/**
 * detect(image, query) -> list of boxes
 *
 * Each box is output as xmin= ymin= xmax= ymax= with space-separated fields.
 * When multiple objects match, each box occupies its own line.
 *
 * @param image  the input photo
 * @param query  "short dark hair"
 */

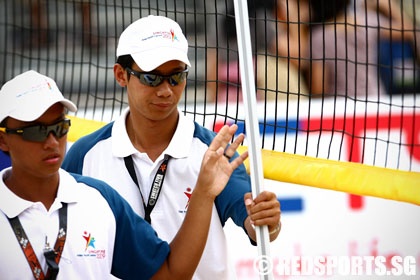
xmin=0 ymin=118 xmax=8 ymax=128
xmin=116 ymin=55 xmax=135 ymax=69
xmin=116 ymin=55 xmax=135 ymax=81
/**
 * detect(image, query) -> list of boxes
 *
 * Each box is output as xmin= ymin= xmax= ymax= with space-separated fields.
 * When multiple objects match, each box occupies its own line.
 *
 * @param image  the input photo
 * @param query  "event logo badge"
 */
xmin=76 ymin=231 xmax=106 ymax=259
xmin=83 ymin=231 xmax=96 ymax=251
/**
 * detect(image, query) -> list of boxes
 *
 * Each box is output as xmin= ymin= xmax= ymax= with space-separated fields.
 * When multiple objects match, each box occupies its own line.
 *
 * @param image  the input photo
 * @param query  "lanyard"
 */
xmin=124 ymin=155 xmax=170 ymax=224
xmin=8 ymin=203 xmax=68 ymax=280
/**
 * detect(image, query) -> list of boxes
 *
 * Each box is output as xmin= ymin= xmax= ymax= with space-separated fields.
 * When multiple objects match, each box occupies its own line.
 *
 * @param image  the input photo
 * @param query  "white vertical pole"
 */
xmin=232 ymin=0 xmax=273 ymax=279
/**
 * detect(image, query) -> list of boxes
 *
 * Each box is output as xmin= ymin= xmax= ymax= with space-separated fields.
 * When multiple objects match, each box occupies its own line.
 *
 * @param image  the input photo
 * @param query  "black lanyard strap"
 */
xmin=8 ymin=203 xmax=68 ymax=280
xmin=124 ymin=155 xmax=170 ymax=224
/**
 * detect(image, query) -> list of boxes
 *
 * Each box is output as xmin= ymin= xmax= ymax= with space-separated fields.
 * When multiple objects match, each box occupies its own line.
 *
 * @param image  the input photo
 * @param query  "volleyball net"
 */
xmin=1 ymin=0 xmax=419 ymax=204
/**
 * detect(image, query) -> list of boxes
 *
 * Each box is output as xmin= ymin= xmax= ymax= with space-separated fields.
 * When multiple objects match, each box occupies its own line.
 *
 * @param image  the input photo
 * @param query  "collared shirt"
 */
xmin=62 ymin=108 xmax=252 ymax=280
xmin=0 ymin=168 xmax=169 ymax=280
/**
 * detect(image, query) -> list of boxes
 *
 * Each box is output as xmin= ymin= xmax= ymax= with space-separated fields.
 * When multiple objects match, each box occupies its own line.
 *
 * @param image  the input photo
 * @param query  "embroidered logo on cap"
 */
xmin=141 ymin=29 xmax=179 ymax=43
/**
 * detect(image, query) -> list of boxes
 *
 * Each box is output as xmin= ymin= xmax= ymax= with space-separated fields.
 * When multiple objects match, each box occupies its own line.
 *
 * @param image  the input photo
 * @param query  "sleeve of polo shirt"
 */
xmin=74 ymin=174 xmax=170 ymax=280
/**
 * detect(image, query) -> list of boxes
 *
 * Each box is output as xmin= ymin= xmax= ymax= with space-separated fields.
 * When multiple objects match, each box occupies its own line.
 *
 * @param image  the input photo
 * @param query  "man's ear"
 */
xmin=114 ymin=63 xmax=128 ymax=87
xmin=0 ymin=132 xmax=10 ymax=153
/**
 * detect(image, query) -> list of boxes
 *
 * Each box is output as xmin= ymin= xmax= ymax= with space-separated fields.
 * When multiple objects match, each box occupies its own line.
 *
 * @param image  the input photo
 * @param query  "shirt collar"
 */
xmin=112 ymin=107 xmax=140 ymax=158
xmin=165 ymin=113 xmax=194 ymax=159
xmin=112 ymin=107 xmax=195 ymax=160
xmin=0 ymin=168 xmax=79 ymax=218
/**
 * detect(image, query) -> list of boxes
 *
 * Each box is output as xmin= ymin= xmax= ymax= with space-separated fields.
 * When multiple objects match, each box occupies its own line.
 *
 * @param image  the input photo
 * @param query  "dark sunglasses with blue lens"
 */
xmin=126 ymin=67 xmax=189 ymax=87
xmin=0 ymin=118 xmax=71 ymax=142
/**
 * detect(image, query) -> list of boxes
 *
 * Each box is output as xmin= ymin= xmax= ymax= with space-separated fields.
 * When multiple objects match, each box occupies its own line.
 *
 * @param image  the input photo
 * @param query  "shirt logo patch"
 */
xmin=83 ymin=231 xmax=96 ymax=250
xmin=178 ymin=187 xmax=192 ymax=214
xmin=184 ymin=187 xmax=192 ymax=209
xmin=76 ymin=231 xmax=106 ymax=259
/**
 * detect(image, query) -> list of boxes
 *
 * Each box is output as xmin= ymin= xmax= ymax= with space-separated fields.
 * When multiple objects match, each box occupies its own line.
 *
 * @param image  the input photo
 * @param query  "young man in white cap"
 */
xmin=0 ymin=70 xmax=248 ymax=279
xmin=63 ymin=15 xmax=281 ymax=279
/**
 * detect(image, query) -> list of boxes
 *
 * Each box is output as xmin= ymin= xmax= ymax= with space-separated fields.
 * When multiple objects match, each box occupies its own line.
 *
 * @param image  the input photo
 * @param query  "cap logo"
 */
xmin=170 ymin=29 xmax=176 ymax=41
xmin=16 ymin=79 xmax=53 ymax=98
xmin=141 ymin=29 xmax=179 ymax=43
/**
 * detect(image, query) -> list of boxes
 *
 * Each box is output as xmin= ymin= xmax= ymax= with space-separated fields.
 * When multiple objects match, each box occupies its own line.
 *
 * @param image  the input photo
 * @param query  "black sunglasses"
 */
xmin=0 ymin=118 xmax=71 ymax=142
xmin=126 ymin=67 xmax=189 ymax=87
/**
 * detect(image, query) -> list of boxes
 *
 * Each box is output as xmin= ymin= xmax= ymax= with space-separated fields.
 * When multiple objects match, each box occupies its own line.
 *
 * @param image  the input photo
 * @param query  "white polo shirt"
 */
xmin=0 ymin=168 xmax=169 ymax=279
xmin=62 ymin=108 xmax=252 ymax=280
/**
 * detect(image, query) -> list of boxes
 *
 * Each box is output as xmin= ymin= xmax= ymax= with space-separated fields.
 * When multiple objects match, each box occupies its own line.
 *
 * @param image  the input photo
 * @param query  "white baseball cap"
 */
xmin=116 ymin=15 xmax=191 ymax=71
xmin=0 ymin=70 xmax=77 ymax=123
